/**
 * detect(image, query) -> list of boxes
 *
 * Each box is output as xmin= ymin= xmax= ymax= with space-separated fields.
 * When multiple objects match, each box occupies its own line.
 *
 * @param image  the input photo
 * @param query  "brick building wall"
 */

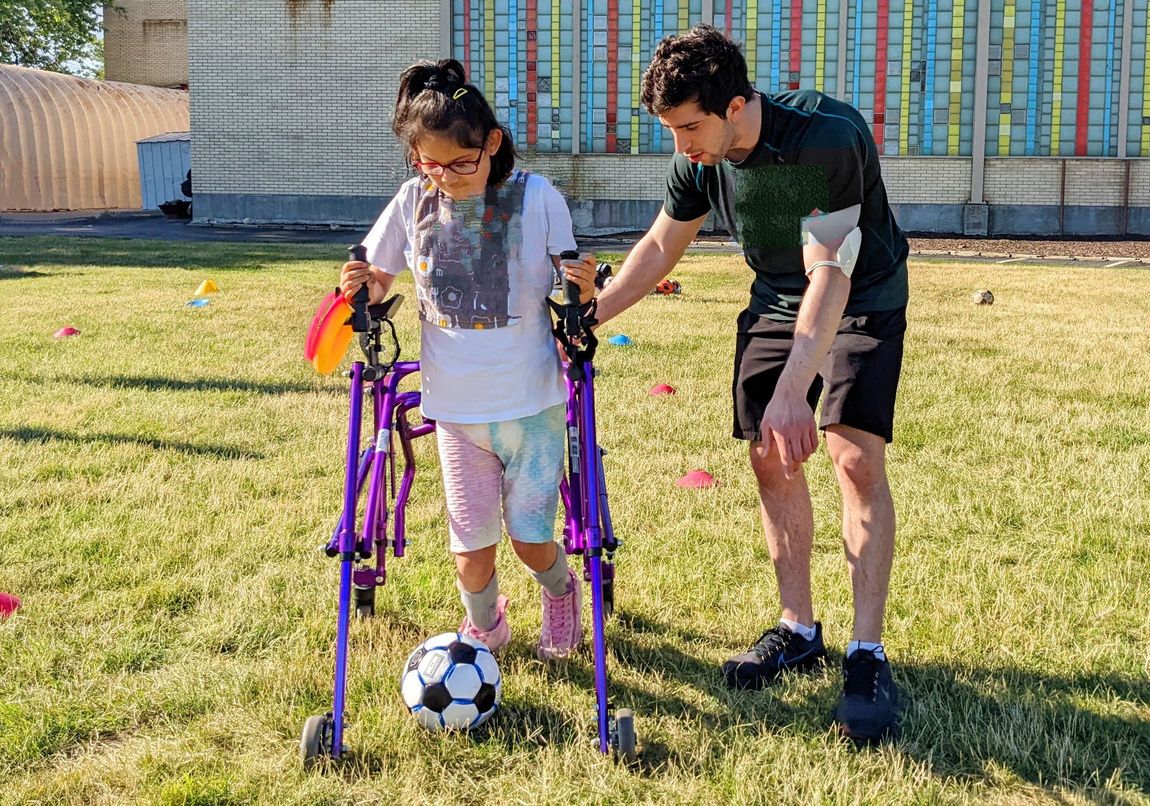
xmin=186 ymin=2 xmax=1150 ymax=236
xmin=104 ymin=0 xmax=189 ymax=88
xmin=188 ymin=0 xmax=442 ymax=224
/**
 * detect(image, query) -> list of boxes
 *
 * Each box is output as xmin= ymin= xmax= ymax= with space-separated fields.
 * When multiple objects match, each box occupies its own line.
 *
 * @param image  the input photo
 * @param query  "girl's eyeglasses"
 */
xmin=412 ymin=149 xmax=485 ymax=176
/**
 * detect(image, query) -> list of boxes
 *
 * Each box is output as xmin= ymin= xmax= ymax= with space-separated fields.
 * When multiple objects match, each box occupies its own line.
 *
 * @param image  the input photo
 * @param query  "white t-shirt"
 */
xmin=362 ymin=170 xmax=576 ymax=424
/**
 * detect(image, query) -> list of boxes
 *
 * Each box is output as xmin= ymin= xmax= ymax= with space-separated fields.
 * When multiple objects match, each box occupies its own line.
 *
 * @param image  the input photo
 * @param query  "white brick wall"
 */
xmin=521 ymin=154 xmax=978 ymax=206
xmin=1131 ymin=162 xmax=1150 ymax=206
xmin=984 ymin=158 xmax=1150 ymax=207
xmin=520 ymin=153 xmax=667 ymax=199
xmin=104 ymin=0 xmax=188 ymax=88
xmin=879 ymin=157 xmax=972 ymax=204
xmin=187 ymin=4 xmax=1148 ymax=217
xmin=188 ymin=0 xmax=441 ymax=198
xmin=983 ymin=159 xmax=1059 ymax=205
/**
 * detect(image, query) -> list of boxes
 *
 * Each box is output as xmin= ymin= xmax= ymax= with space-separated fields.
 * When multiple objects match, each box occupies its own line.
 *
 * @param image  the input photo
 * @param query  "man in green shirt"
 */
xmin=594 ymin=25 xmax=908 ymax=743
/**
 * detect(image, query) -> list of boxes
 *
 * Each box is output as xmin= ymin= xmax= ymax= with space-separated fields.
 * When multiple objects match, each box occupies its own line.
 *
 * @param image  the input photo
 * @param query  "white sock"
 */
xmin=779 ymin=618 xmax=817 ymax=641
xmin=458 ymin=572 xmax=500 ymax=630
xmin=847 ymin=640 xmax=886 ymax=661
xmin=530 ymin=547 xmax=572 ymax=597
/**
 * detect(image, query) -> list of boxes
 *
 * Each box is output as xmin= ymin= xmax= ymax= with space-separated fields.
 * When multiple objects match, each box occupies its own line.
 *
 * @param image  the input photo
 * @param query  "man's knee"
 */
xmin=749 ymin=440 xmax=791 ymax=488
xmin=827 ymin=428 xmax=887 ymax=496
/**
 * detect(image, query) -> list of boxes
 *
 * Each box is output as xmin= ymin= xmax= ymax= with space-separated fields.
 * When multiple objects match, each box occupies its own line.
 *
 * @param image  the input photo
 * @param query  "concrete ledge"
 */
xmin=191 ymin=193 xmax=1150 ymax=239
xmin=193 ymin=193 xmax=391 ymax=227
xmin=569 ymin=198 xmax=662 ymax=235
xmin=963 ymin=203 xmax=989 ymax=236
xmin=989 ymin=205 xmax=1150 ymax=237
xmin=891 ymin=203 xmax=965 ymax=234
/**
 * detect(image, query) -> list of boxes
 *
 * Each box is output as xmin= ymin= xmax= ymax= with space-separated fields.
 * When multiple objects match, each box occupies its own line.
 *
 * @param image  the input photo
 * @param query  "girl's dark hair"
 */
xmin=641 ymin=25 xmax=755 ymax=117
xmin=393 ymin=59 xmax=516 ymax=186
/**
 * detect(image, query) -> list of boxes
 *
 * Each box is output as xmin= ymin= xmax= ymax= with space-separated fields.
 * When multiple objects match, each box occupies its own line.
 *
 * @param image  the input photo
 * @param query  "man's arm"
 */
xmin=762 ymin=206 xmax=861 ymax=475
xmin=778 ymin=206 xmax=862 ymax=394
xmin=593 ymin=209 xmax=708 ymax=325
xmin=778 ymin=256 xmax=852 ymax=397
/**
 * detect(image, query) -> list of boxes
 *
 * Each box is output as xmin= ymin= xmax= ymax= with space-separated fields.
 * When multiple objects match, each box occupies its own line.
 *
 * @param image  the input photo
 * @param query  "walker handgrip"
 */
xmin=559 ymin=249 xmax=582 ymax=339
xmin=348 ymin=244 xmax=370 ymax=332
xmin=559 ymin=249 xmax=581 ymax=307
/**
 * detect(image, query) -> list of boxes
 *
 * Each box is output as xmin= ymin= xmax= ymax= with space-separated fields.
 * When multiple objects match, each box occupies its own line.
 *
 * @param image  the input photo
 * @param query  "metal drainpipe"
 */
xmin=1122 ymin=160 xmax=1131 ymax=237
xmin=969 ymin=0 xmax=992 ymax=206
xmin=1059 ymin=160 xmax=1067 ymax=236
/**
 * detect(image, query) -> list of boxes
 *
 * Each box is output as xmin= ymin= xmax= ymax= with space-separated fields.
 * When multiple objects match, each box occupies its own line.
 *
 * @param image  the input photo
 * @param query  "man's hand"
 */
xmin=760 ymin=386 xmax=819 ymax=478
xmin=559 ymin=252 xmax=598 ymax=303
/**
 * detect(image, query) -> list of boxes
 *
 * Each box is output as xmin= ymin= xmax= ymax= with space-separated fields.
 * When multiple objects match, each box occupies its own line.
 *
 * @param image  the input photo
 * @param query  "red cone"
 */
xmin=676 ymin=470 xmax=715 ymax=488
xmin=649 ymin=383 xmax=676 ymax=396
xmin=0 ymin=592 xmax=21 ymax=619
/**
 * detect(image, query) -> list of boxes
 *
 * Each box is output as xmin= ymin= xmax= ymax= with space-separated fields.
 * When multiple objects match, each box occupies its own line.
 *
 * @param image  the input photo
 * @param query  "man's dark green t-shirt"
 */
xmin=664 ymin=90 xmax=909 ymax=322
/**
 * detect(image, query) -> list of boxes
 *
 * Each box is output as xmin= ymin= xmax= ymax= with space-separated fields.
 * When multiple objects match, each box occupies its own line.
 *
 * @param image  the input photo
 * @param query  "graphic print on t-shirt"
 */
xmin=411 ymin=172 xmax=529 ymax=330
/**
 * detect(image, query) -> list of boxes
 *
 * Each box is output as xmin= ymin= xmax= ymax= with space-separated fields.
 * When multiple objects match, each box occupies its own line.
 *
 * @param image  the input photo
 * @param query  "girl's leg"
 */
xmin=494 ymin=405 xmax=581 ymax=660
xmin=511 ymin=538 xmax=572 ymax=596
xmin=455 ymin=545 xmax=499 ymax=627
xmin=437 ymin=421 xmax=511 ymax=651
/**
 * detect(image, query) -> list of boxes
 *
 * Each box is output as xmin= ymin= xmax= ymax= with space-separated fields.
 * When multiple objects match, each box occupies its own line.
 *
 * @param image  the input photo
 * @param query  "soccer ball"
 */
xmin=400 ymin=632 xmax=502 ymax=730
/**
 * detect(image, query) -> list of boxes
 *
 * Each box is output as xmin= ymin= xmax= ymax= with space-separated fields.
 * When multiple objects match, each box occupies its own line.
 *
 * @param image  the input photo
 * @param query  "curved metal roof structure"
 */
xmin=0 ymin=65 xmax=189 ymax=211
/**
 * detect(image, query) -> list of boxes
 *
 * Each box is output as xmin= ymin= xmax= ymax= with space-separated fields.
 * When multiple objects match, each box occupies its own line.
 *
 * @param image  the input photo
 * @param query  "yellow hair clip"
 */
xmin=452 ymin=87 xmax=468 ymax=100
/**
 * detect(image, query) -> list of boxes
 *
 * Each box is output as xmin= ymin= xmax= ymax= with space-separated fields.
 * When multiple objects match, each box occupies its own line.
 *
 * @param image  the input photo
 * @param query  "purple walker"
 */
xmin=299 ymin=246 xmax=636 ymax=766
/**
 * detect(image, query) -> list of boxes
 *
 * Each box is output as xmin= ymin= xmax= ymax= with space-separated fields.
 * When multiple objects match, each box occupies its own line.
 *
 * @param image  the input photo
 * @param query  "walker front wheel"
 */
xmin=600 ymin=577 xmax=615 ymax=619
xmin=611 ymin=708 xmax=637 ymax=762
xmin=299 ymin=714 xmax=334 ymax=769
xmin=353 ymin=584 xmax=375 ymax=618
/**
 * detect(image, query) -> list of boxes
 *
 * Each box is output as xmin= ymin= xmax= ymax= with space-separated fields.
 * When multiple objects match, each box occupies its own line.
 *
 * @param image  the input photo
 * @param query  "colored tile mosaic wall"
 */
xmin=452 ymin=0 xmax=1150 ymax=157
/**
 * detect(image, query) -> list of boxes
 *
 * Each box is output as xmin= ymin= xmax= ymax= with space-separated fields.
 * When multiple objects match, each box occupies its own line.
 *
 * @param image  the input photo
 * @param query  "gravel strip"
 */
xmin=908 ymin=236 xmax=1150 ymax=261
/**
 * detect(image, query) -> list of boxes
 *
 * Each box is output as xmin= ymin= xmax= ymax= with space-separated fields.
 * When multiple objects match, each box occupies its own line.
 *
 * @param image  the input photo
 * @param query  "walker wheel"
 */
xmin=611 ymin=708 xmax=637 ymax=762
xmin=601 ymin=577 xmax=615 ymax=619
xmin=299 ymin=714 xmax=334 ymax=769
xmin=354 ymin=585 xmax=375 ymax=618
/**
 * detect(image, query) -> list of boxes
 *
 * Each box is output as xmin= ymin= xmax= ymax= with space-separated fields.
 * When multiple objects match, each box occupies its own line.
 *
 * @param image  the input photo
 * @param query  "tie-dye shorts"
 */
xmin=436 ymin=403 xmax=566 ymax=553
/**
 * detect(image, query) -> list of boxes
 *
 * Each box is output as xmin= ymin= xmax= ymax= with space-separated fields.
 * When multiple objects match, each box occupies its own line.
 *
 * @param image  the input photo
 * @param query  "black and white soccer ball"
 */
xmin=400 ymin=632 xmax=502 ymax=730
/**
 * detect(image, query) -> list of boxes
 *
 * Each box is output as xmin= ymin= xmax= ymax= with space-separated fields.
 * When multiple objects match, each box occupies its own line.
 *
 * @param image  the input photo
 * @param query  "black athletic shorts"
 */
xmin=732 ymin=306 xmax=906 ymax=443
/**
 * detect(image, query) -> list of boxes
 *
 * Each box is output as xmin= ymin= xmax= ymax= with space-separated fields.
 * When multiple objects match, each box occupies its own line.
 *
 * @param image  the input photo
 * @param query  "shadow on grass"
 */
xmin=0 ymin=426 xmax=264 ymax=460
xmin=6 ymin=371 xmax=331 ymax=397
xmin=609 ymin=612 xmax=1150 ymax=793
xmin=894 ymin=661 xmax=1149 ymax=794
xmin=292 ymin=610 xmax=1148 ymax=793
xmin=0 ymin=265 xmax=48 ymax=280
xmin=0 ymin=237 xmax=338 ymax=271
xmin=323 ymin=700 xmax=577 ymax=783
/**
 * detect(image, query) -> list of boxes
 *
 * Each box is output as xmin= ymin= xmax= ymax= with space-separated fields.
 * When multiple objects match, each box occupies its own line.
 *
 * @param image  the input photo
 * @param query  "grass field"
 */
xmin=0 ymin=236 xmax=1147 ymax=805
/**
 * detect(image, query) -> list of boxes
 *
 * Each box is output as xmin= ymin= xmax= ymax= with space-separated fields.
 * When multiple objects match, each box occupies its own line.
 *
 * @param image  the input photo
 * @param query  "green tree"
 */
xmin=0 ymin=0 xmax=103 ymax=76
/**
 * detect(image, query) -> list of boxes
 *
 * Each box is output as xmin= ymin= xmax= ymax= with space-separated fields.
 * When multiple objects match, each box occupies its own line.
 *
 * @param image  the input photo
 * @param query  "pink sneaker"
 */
xmin=538 ymin=569 xmax=583 ymax=660
xmin=460 ymin=594 xmax=511 ymax=654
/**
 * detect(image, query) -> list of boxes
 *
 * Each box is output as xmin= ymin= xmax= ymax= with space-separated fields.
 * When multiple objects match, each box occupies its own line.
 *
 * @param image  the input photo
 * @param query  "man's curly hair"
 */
xmin=641 ymin=25 xmax=755 ymax=117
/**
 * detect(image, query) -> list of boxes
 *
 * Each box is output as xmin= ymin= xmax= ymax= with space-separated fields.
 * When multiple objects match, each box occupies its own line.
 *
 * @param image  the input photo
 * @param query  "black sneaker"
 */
xmin=722 ymin=622 xmax=828 ymax=690
xmin=833 ymin=649 xmax=900 ymax=744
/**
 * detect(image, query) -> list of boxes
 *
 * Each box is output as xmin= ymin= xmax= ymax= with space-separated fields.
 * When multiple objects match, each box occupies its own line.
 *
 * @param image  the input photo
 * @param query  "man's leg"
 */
xmin=724 ymin=311 xmax=829 ymax=689
xmin=823 ymin=424 xmax=899 ymax=742
xmin=749 ymin=439 xmax=815 ymax=627
xmin=824 ymin=425 xmax=895 ymax=644
xmin=722 ymin=438 xmax=829 ymax=689
xmin=816 ymin=305 xmax=905 ymax=742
